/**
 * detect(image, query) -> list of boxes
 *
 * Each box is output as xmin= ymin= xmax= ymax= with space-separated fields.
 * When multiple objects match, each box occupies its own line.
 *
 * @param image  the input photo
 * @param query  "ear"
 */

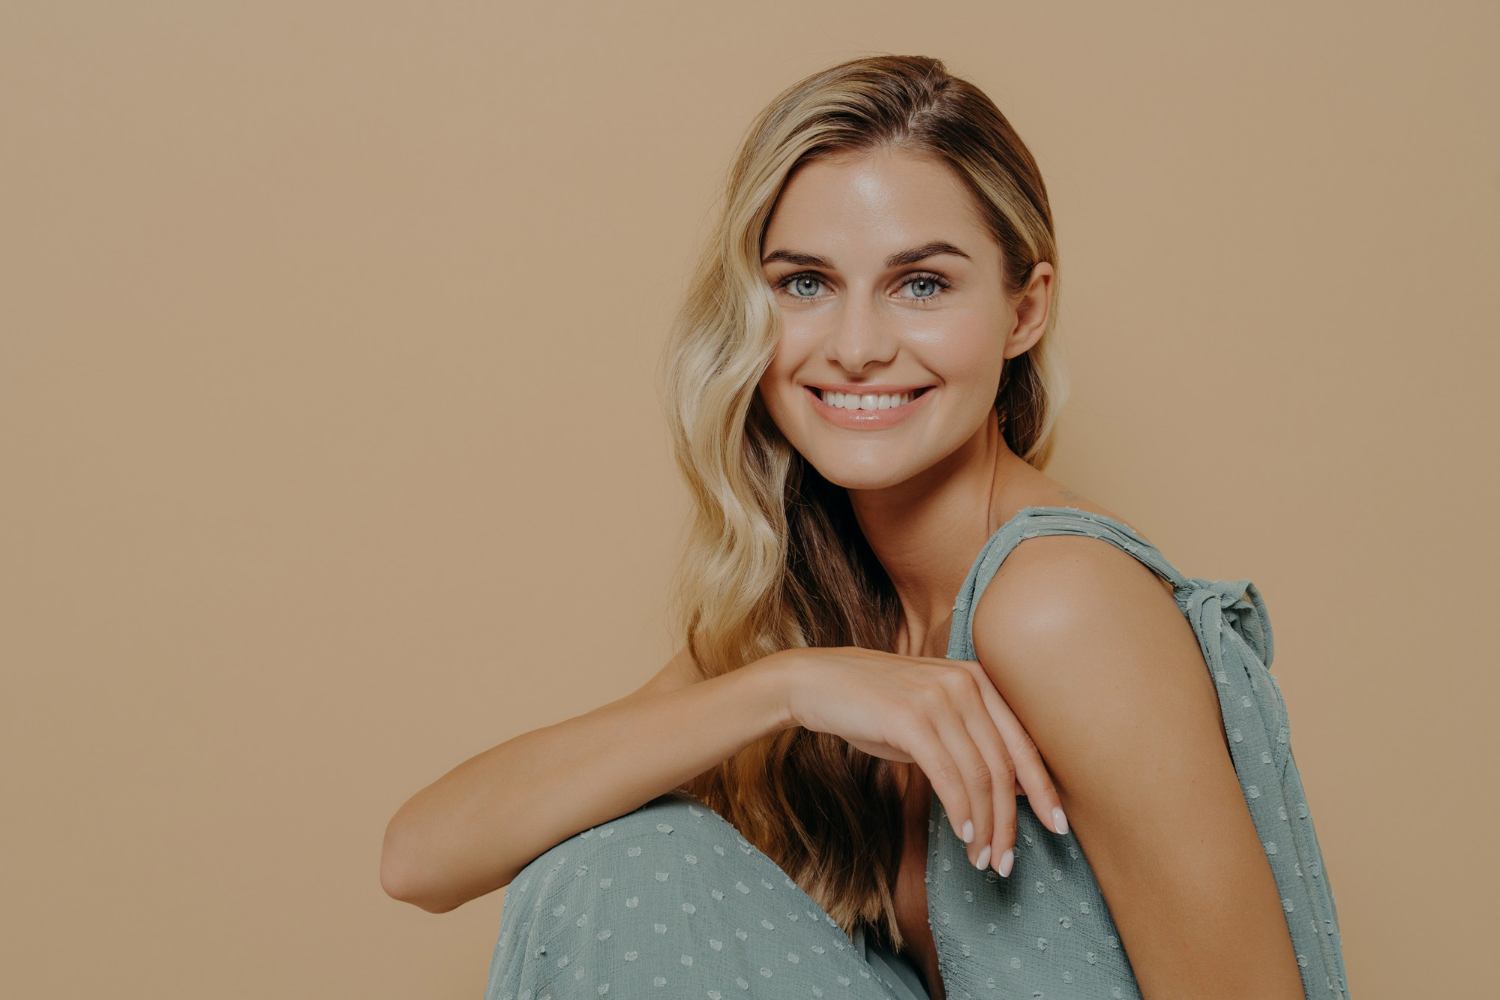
xmin=1003 ymin=261 xmax=1054 ymax=360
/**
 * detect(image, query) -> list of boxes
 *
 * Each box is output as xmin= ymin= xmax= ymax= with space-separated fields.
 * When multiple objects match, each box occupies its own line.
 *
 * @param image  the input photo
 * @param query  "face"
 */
xmin=756 ymin=146 xmax=1050 ymax=491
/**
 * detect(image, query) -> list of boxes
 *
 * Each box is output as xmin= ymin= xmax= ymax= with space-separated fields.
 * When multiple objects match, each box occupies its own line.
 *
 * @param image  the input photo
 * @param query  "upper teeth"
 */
xmin=820 ymin=389 xmax=921 ymax=411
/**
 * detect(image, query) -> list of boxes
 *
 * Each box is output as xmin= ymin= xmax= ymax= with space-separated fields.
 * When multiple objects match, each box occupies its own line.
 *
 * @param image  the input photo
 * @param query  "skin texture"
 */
xmin=755 ymin=146 xmax=1303 ymax=999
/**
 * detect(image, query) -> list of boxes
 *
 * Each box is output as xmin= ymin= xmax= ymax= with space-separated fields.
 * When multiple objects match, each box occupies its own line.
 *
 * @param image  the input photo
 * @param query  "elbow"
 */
xmin=380 ymin=828 xmax=475 ymax=914
xmin=381 ymin=817 xmax=446 ymax=912
xmin=380 ymin=845 xmax=421 ymax=906
xmin=380 ymin=807 xmax=511 ymax=913
xmin=381 ymin=852 xmax=461 ymax=914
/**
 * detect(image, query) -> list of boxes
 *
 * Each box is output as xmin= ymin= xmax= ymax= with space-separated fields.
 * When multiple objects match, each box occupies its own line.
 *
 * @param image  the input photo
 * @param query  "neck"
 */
xmin=848 ymin=408 xmax=1024 ymax=654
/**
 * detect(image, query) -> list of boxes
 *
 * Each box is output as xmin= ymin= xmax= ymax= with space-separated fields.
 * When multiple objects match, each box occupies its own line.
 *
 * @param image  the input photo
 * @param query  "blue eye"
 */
xmin=783 ymin=274 xmax=824 ymax=298
xmin=904 ymin=274 xmax=948 ymax=299
xmin=772 ymin=271 xmax=953 ymax=305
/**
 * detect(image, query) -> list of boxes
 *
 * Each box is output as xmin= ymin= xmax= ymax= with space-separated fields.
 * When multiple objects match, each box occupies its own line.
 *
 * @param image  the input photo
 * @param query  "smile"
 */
xmin=806 ymin=385 xmax=935 ymax=429
xmin=814 ymin=387 xmax=929 ymax=410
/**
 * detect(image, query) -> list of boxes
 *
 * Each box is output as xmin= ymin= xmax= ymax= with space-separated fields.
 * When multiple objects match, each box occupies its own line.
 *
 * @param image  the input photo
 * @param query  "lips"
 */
xmin=807 ymin=384 xmax=934 ymax=398
xmin=804 ymin=383 xmax=936 ymax=429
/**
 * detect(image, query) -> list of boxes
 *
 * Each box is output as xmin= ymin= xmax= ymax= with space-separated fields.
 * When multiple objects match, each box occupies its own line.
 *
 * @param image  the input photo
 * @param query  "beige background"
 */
xmin=3 ymin=2 xmax=1494 ymax=996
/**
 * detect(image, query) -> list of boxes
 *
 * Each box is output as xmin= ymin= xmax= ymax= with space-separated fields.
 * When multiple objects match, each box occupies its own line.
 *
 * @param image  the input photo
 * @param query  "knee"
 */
xmin=488 ymin=793 xmax=872 ymax=1000
xmin=508 ymin=788 xmax=793 ymax=926
xmin=579 ymin=789 xmax=743 ymax=852
xmin=594 ymin=790 xmax=744 ymax=853
xmin=509 ymin=791 xmax=744 ymax=897
xmin=495 ymin=792 xmax=755 ymax=965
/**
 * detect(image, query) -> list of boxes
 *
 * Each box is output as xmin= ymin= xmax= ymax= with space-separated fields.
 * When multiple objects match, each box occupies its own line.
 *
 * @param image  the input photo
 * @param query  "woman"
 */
xmin=382 ymin=54 xmax=1348 ymax=1000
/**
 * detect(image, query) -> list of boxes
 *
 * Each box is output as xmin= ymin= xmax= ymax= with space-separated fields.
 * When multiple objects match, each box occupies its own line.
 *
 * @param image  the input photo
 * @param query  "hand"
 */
xmin=772 ymin=646 xmax=1066 ymax=876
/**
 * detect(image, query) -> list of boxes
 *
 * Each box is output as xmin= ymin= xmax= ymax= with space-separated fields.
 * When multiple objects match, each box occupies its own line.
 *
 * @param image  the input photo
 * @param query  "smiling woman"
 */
xmin=382 ymin=52 xmax=1347 ymax=1000
xmin=753 ymin=146 xmax=1046 ymax=491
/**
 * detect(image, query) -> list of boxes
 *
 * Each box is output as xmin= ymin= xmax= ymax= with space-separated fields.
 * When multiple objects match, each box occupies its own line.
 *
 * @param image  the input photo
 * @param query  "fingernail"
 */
xmin=1052 ymin=807 xmax=1069 ymax=836
xmin=975 ymin=844 xmax=991 ymax=870
xmin=961 ymin=819 xmax=974 ymax=843
xmin=997 ymin=848 xmax=1014 ymax=877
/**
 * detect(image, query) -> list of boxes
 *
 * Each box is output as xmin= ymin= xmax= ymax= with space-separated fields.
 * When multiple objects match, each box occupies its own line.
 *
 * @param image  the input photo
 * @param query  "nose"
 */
xmin=824 ymin=289 xmax=899 ymax=374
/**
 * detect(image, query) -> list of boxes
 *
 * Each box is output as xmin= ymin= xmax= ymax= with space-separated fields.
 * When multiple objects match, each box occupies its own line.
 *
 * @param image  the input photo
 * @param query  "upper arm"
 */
xmin=629 ymin=645 xmax=704 ymax=700
xmin=971 ymin=535 xmax=1304 ymax=1000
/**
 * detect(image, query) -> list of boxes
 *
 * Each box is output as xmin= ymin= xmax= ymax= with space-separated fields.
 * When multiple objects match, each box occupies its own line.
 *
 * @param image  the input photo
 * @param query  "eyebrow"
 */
xmin=760 ymin=240 xmax=971 ymax=270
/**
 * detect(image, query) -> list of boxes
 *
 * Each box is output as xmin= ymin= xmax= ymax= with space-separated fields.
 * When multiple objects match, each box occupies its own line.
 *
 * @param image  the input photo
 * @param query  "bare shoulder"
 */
xmin=969 ymin=489 xmax=1223 ymax=769
xmin=1001 ymin=482 xmax=1175 ymax=600
xmin=629 ymin=645 xmax=705 ymax=700
xmin=978 ymin=527 xmax=1181 ymax=646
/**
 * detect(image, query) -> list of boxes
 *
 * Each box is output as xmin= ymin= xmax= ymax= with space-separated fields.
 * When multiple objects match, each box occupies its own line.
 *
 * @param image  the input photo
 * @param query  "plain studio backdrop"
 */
xmin=2 ymin=2 xmax=1495 ymax=997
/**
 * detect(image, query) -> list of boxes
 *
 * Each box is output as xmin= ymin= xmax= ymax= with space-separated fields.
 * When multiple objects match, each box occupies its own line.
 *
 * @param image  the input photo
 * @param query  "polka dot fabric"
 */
xmin=928 ymin=506 xmax=1349 ymax=999
xmin=485 ymin=505 xmax=1350 ymax=999
xmin=484 ymin=792 xmax=921 ymax=1000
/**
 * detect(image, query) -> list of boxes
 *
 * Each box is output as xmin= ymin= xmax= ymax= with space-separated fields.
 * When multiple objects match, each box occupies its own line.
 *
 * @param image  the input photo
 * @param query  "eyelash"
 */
xmin=773 ymin=270 xmax=953 ymax=305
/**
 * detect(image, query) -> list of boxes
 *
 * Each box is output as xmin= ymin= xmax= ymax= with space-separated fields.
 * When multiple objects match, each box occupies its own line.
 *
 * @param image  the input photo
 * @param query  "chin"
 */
xmin=800 ymin=453 xmax=922 ymax=492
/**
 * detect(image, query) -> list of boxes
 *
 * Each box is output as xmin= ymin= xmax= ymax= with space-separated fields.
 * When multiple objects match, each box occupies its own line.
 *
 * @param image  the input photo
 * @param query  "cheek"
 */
xmin=755 ymin=344 xmax=799 ymax=425
xmin=759 ymin=322 xmax=816 ymax=394
xmin=758 ymin=338 xmax=791 ymax=392
xmin=928 ymin=314 xmax=1006 ymax=388
xmin=769 ymin=317 xmax=818 ymax=361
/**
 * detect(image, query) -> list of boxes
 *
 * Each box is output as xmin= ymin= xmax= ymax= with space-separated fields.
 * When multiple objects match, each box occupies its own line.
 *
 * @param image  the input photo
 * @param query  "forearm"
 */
xmin=380 ymin=654 xmax=794 ymax=913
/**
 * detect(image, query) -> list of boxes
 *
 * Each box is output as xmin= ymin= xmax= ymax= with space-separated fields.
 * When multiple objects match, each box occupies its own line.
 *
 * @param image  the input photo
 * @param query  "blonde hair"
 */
xmin=656 ymin=53 xmax=1067 ymax=951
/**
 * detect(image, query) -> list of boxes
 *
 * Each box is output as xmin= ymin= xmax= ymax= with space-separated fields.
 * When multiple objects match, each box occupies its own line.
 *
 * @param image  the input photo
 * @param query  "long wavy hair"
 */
xmin=655 ymin=54 xmax=1067 ymax=951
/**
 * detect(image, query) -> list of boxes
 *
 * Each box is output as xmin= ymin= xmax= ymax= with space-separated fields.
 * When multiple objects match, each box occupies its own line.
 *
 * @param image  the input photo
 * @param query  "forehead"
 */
xmin=763 ymin=146 xmax=991 ymax=259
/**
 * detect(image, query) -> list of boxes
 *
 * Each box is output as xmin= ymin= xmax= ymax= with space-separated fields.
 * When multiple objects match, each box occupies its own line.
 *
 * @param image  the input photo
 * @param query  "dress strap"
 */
xmin=945 ymin=505 xmax=1188 ymax=662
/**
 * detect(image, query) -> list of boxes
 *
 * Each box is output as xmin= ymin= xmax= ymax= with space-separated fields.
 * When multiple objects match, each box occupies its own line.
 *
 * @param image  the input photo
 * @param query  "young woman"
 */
xmin=382 ymin=55 xmax=1348 ymax=1000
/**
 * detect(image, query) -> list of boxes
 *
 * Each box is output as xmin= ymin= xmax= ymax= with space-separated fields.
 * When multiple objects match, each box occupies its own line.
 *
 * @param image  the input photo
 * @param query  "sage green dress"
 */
xmin=485 ymin=506 xmax=1350 ymax=999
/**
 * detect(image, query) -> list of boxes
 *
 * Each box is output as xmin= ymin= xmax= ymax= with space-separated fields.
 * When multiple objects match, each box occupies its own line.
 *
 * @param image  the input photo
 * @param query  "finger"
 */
xmin=952 ymin=659 xmax=1067 ymax=838
xmin=950 ymin=676 xmax=1019 ymax=875
xmin=924 ymin=684 xmax=996 ymax=870
xmin=946 ymin=660 xmax=1039 ymax=873
xmin=994 ymin=712 xmax=1068 ymax=837
xmin=900 ymin=713 xmax=973 ymax=847
xmin=951 ymin=675 xmax=1020 ymax=875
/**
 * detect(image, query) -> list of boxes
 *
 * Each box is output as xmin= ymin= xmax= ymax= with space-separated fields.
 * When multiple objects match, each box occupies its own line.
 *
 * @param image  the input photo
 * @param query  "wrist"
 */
xmin=749 ymin=650 xmax=801 ymax=733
